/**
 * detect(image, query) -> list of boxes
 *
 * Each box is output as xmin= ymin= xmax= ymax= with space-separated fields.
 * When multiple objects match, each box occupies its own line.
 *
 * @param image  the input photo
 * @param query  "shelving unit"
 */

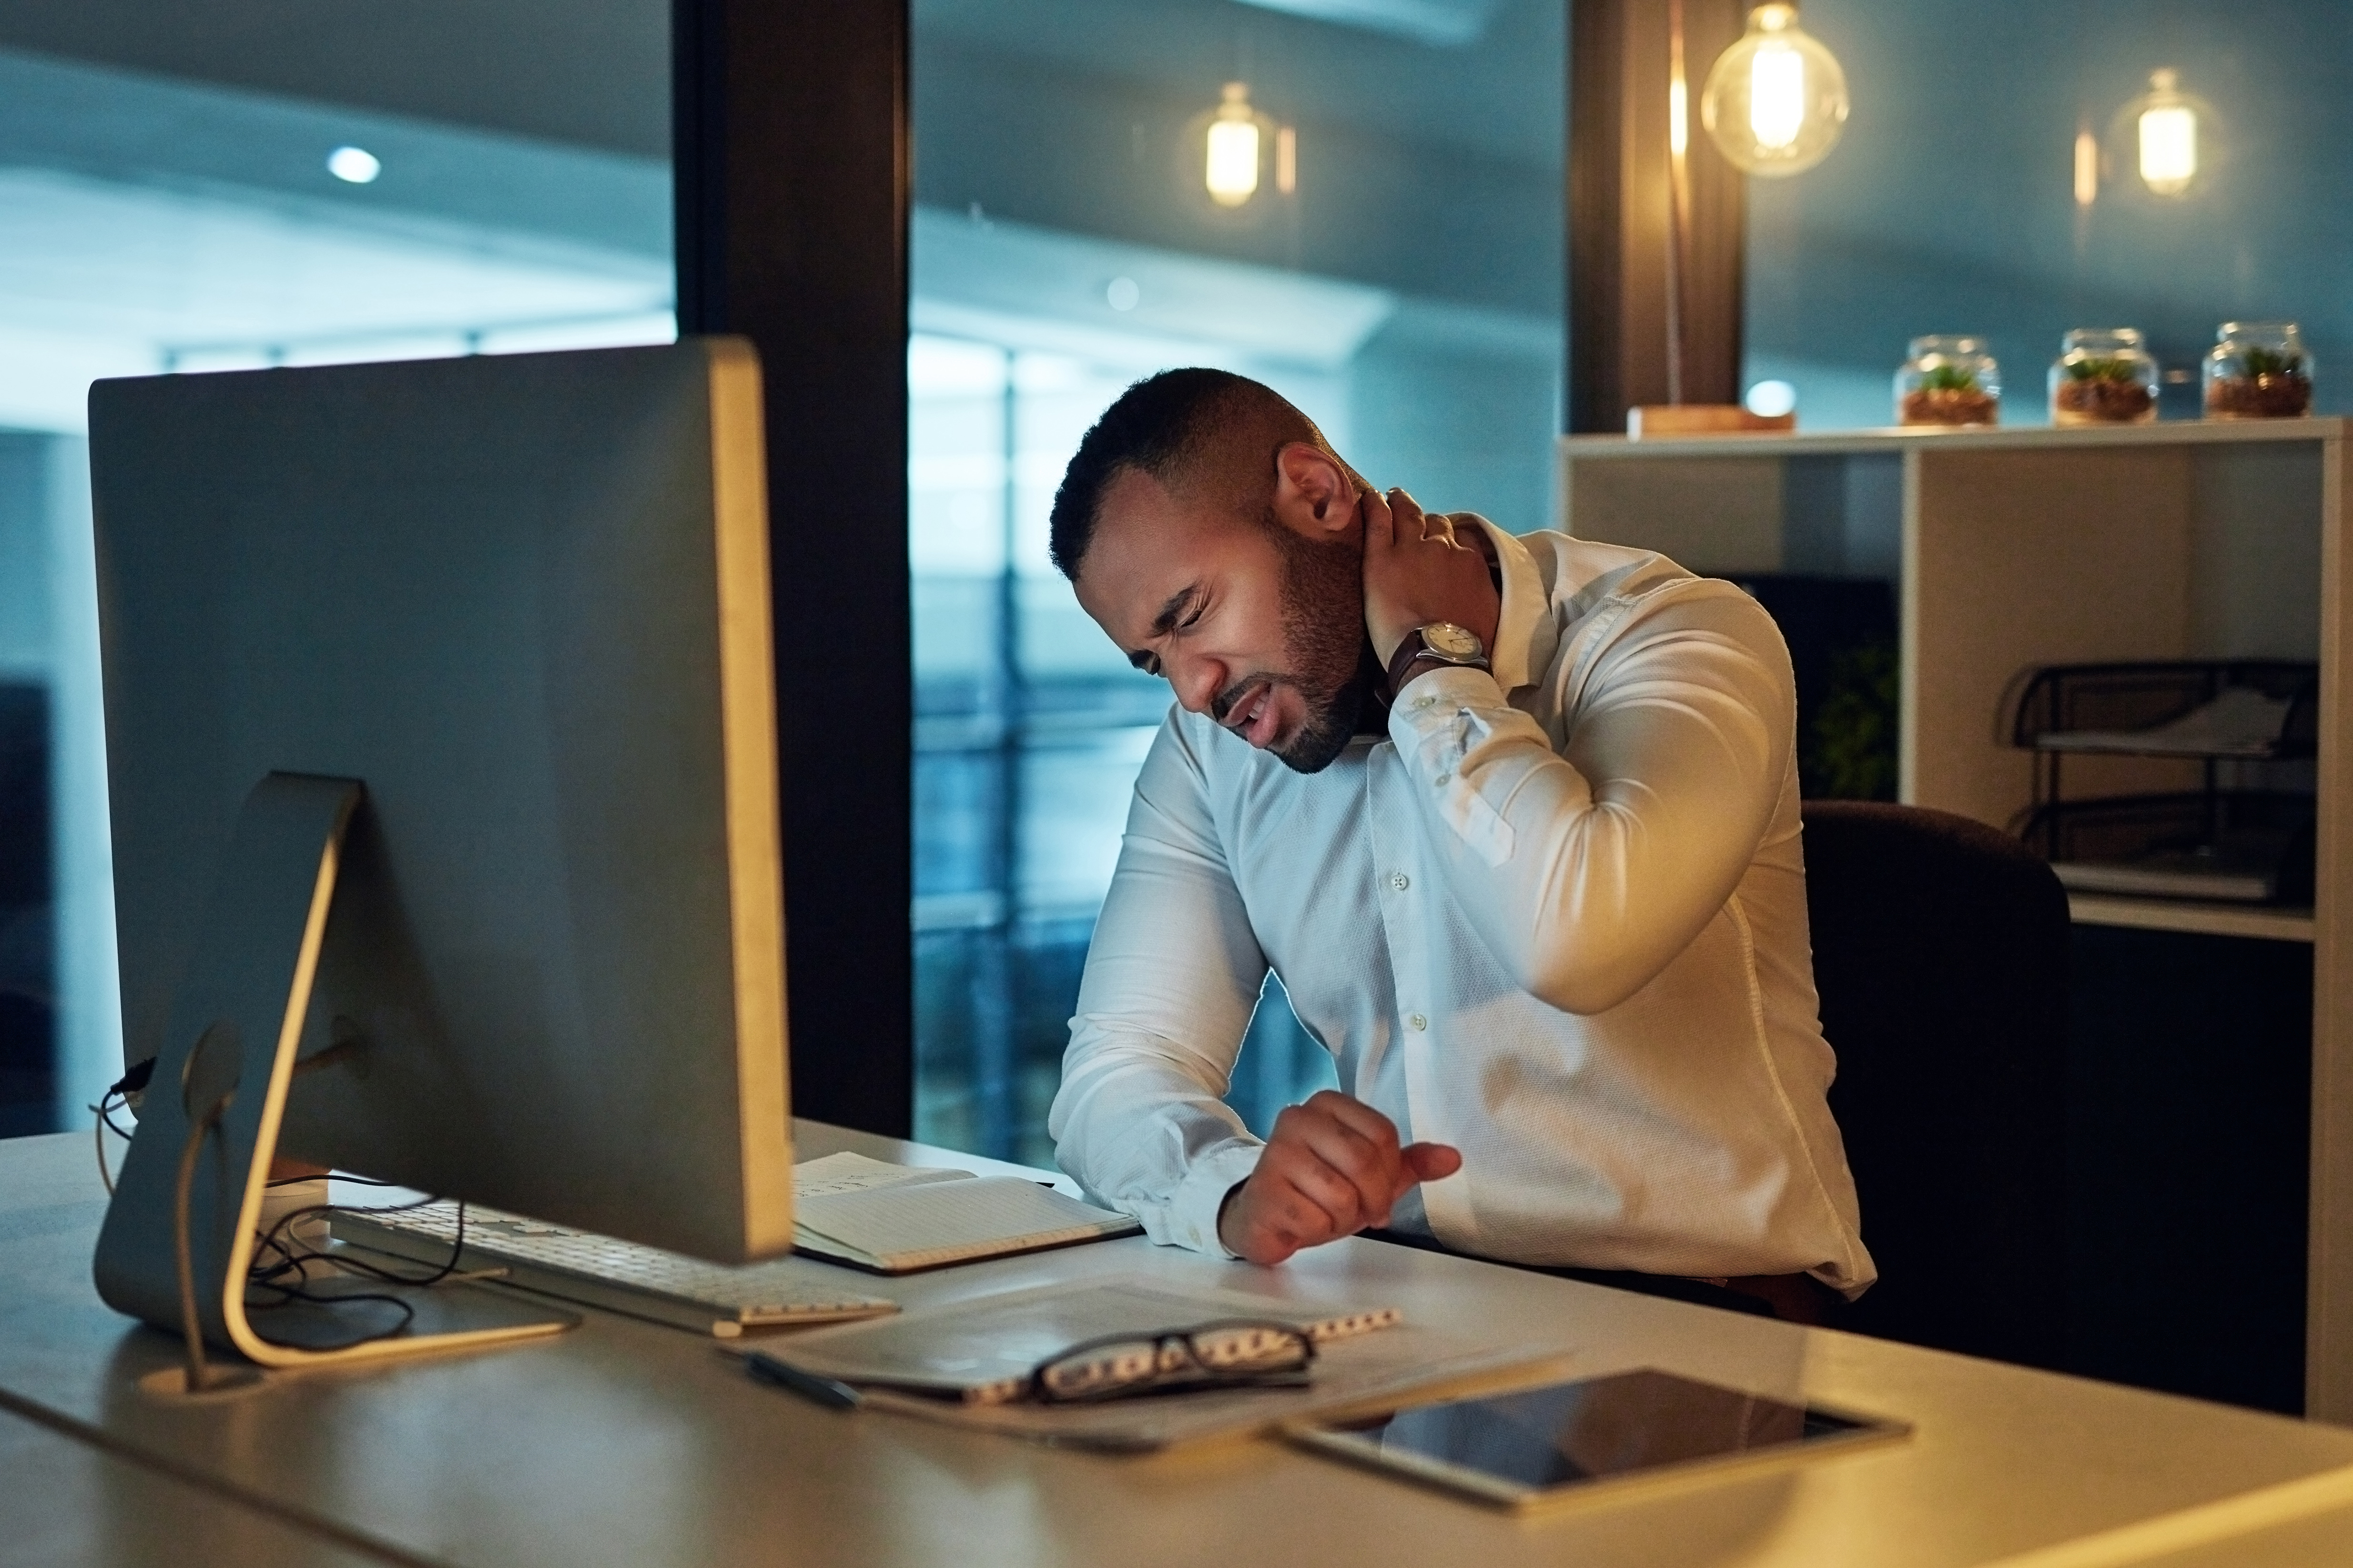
xmin=1559 ymin=418 xmax=2353 ymax=1417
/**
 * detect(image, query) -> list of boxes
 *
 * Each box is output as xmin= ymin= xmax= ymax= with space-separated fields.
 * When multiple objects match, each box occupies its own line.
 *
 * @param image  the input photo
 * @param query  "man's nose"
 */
xmin=1167 ymin=650 xmax=1225 ymax=717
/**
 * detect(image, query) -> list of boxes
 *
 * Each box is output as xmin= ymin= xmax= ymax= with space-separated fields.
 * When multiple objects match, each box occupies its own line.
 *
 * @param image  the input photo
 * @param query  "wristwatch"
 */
xmin=1385 ymin=621 xmax=1489 ymax=698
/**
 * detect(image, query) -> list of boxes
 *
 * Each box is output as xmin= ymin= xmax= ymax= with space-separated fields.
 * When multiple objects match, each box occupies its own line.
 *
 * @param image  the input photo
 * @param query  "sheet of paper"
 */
xmin=738 ymin=1273 xmax=1568 ymax=1452
xmin=761 ymin=1275 xmax=1390 ymax=1400
xmin=793 ymin=1176 xmax=1133 ymax=1269
xmin=792 ymin=1151 xmax=973 ymax=1200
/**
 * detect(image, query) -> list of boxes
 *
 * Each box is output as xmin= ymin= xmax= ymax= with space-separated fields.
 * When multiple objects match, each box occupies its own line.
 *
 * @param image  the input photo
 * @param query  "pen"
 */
xmin=745 ymin=1349 xmax=863 ymax=1411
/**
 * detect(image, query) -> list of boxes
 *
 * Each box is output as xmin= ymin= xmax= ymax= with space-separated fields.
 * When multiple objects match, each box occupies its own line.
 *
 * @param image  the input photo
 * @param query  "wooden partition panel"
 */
xmin=1560 ymin=454 xmax=1783 ymax=570
xmin=1903 ymin=446 xmax=2196 ymax=830
xmin=2312 ymin=431 xmax=2353 ymax=1420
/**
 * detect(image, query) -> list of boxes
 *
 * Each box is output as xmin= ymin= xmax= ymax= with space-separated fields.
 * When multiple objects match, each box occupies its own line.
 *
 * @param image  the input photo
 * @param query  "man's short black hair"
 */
xmin=1047 ymin=367 xmax=1313 ymax=580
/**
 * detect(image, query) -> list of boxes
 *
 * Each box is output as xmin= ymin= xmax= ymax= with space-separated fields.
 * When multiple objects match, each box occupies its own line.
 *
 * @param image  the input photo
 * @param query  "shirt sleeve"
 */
xmin=1047 ymin=713 xmax=1270 ymax=1255
xmin=1385 ymin=579 xmax=1794 ymax=1016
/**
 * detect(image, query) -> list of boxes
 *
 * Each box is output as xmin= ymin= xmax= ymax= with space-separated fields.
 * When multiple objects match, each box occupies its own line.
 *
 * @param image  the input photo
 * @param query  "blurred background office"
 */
xmin=0 ymin=0 xmax=2346 ymax=1176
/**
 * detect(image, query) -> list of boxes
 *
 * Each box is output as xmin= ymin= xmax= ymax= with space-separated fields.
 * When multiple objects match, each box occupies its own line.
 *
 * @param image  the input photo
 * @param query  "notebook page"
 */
xmin=794 ymin=1176 xmax=1136 ymax=1271
xmin=793 ymin=1150 xmax=973 ymax=1200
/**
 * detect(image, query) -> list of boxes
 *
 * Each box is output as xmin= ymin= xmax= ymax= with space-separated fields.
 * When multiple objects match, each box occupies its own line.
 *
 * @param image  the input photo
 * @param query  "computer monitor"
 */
xmin=86 ymin=340 xmax=793 ymax=1375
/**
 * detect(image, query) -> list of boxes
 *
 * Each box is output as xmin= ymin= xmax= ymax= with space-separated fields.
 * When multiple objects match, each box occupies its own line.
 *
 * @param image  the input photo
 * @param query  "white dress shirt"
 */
xmin=1048 ymin=521 xmax=1875 ymax=1294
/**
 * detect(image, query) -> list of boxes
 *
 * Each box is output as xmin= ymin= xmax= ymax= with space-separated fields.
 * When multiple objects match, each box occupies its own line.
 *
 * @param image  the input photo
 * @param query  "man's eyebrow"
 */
xmin=1123 ymin=586 xmax=1196 ymax=673
xmin=1146 ymin=586 xmax=1196 ymax=639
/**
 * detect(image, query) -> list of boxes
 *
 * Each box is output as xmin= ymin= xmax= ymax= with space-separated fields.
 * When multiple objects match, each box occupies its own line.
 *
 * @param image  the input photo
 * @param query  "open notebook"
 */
xmin=791 ymin=1151 xmax=1140 ymax=1273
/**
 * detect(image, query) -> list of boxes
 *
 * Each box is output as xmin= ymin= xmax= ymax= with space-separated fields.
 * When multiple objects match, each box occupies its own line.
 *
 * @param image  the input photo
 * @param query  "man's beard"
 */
xmin=1256 ymin=514 xmax=1377 ymax=774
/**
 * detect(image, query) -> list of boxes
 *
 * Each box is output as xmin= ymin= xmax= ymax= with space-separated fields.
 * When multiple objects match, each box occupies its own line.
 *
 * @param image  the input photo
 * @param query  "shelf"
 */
xmin=1561 ymin=416 xmax=2347 ymax=459
xmin=2068 ymin=892 xmax=2314 ymax=943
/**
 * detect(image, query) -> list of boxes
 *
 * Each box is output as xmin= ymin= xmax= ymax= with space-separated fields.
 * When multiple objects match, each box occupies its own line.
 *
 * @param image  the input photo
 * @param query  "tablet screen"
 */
xmin=1315 ymin=1369 xmax=1896 ymax=1502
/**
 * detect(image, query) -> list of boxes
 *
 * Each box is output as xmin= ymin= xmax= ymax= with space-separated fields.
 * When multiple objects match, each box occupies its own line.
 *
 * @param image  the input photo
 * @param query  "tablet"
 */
xmin=1288 ymin=1368 xmax=1908 ymax=1511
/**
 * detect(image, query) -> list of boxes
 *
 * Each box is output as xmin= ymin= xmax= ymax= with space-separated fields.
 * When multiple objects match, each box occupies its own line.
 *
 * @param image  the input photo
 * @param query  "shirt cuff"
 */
xmin=1165 ymin=1140 xmax=1265 ymax=1258
xmin=1387 ymin=664 xmax=1508 ymax=739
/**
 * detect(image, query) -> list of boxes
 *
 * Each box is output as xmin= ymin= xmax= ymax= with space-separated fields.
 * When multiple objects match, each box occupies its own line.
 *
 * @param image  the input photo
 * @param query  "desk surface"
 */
xmin=7 ymin=1122 xmax=2353 ymax=1568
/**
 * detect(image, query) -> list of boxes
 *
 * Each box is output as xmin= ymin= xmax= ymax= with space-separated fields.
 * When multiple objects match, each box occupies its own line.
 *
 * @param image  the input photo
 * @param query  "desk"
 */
xmin=6 ymin=1122 xmax=2353 ymax=1568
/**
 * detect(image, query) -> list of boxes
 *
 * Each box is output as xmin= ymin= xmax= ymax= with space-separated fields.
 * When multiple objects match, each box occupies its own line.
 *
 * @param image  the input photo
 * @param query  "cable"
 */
xmin=237 ymin=1194 xmax=473 ymax=1352
xmin=88 ymin=1061 xmax=151 ymax=1198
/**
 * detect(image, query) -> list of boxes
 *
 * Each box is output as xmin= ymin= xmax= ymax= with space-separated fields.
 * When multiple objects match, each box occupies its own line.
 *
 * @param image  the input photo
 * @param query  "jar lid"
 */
xmin=1908 ymin=334 xmax=1989 ymax=355
xmin=2062 ymin=327 xmax=2144 ymax=348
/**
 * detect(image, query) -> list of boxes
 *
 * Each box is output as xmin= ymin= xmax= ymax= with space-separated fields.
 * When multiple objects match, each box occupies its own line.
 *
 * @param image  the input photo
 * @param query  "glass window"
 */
xmin=0 ymin=26 xmax=670 ymax=1137
xmin=910 ymin=0 xmax=1567 ymax=1163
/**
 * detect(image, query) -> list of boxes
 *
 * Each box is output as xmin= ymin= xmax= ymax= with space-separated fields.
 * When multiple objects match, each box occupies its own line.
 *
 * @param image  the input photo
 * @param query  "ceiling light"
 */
xmin=326 ymin=146 xmax=381 ymax=184
xmin=1699 ymin=3 xmax=1849 ymax=178
xmin=1206 ymin=85 xmax=1263 ymax=207
xmin=2134 ymin=71 xmax=2197 ymax=195
xmin=1105 ymin=277 xmax=1140 ymax=312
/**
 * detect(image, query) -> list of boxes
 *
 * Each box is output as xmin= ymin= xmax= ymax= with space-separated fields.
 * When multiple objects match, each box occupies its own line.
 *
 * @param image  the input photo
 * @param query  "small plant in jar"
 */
xmin=1900 ymin=365 xmax=1998 ymax=426
xmin=2205 ymin=322 xmax=2313 ymax=419
xmin=2049 ymin=329 xmax=2158 ymax=425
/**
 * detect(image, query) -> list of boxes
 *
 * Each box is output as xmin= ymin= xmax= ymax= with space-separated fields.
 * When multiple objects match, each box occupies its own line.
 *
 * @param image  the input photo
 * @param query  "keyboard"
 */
xmin=330 ymin=1202 xmax=898 ymax=1338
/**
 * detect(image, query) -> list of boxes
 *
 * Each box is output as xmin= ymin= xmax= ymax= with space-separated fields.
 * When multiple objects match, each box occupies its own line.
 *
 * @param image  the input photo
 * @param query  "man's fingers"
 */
xmin=1288 ymin=1102 xmax=1404 ymax=1224
xmin=1277 ymin=1155 xmax=1375 ymax=1235
xmin=1402 ymin=1142 xmax=1463 ymax=1182
xmin=1304 ymin=1090 xmax=1404 ymax=1159
xmin=1362 ymin=486 xmax=1395 ymax=548
xmin=1267 ymin=1171 xmax=1358 ymax=1243
xmin=1280 ymin=1131 xmax=1391 ymax=1232
xmin=1384 ymin=487 xmax=1421 ymax=540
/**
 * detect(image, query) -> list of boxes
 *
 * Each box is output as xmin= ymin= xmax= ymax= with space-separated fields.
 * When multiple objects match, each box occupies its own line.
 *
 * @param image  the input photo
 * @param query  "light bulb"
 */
xmin=2137 ymin=70 xmax=2196 ymax=195
xmin=1206 ymin=84 xmax=1261 ymax=207
xmin=1749 ymin=44 xmax=1805 ymax=149
xmin=1700 ymin=3 xmax=1848 ymax=178
xmin=326 ymin=146 xmax=381 ymax=184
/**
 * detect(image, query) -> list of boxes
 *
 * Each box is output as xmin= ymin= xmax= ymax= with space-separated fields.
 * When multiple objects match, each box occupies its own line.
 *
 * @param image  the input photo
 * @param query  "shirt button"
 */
xmin=1412 ymin=695 xmax=1436 ymax=710
xmin=1434 ymin=772 xmax=1451 ymax=786
xmin=1389 ymin=872 xmax=1410 ymax=892
xmin=1407 ymin=1013 xmax=1428 ymax=1032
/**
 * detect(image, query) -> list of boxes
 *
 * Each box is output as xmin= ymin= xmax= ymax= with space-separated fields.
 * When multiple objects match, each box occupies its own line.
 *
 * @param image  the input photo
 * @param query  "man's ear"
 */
xmin=1269 ymin=442 xmax=1359 ymax=540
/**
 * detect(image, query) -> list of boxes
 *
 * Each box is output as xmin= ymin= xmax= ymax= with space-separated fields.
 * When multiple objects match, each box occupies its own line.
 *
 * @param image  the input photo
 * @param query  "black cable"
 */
xmin=243 ymin=1278 xmax=418 ymax=1348
xmin=237 ymin=1194 xmax=473 ymax=1352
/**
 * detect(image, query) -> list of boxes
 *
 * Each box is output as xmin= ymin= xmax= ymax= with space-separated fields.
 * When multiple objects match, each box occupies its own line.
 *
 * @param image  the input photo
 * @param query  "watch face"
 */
xmin=1424 ymin=622 xmax=1483 ymax=659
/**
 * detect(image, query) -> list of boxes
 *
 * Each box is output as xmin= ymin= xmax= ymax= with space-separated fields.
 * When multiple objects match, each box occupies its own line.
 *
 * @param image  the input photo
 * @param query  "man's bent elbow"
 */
xmin=1513 ymin=943 xmax=1657 ymax=1017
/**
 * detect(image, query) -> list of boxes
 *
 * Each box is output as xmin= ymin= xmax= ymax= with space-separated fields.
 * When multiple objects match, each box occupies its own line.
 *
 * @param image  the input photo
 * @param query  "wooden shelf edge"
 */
xmin=2068 ymin=892 xmax=2316 ymax=942
xmin=1561 ymin=417 xmax=2348 ymax=460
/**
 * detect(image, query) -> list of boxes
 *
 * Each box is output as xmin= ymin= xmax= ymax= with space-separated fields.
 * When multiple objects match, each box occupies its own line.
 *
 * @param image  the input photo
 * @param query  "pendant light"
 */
xmin=2128 ymin=70 xmax=2201 ymax=196
xmin=1194 ymin=83 xmax=1292 ymax=210
xmin=1699 ymin=2 xmax=1849 ymax=178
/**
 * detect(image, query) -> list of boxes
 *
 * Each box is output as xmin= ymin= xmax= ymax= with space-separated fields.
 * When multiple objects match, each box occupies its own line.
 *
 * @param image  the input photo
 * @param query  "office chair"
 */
xmin=1802 ymin=799 xmax=2070 ymax=1370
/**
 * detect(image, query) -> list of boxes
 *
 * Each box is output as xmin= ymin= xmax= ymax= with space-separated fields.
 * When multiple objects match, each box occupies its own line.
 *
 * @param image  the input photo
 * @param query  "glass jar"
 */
xmin=2048 ymin=329 xmax=2159 ymax=425
xmin=1896 ymin=336 xmax=2000 ymax=426
xmin=2205 ymin=322 xmax=2313 ymax=419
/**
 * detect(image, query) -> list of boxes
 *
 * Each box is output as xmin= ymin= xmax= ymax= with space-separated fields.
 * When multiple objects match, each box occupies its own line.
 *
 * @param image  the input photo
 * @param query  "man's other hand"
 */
xmin=1216 ymin=1090 xmax=1463 ymax=1265
xmin=1360 ymin=488 xmax=1501 ymax=670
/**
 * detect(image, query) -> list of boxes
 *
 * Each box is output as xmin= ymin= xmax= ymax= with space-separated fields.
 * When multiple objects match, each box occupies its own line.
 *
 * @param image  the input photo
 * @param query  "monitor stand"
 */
xmin=92 ymin=773 xmax=573 ymax=1395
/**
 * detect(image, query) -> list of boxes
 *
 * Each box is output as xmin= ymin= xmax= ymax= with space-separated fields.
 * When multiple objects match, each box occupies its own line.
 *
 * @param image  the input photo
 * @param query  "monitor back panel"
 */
xmin=90 ymin=340 xmax=792 ymax=1263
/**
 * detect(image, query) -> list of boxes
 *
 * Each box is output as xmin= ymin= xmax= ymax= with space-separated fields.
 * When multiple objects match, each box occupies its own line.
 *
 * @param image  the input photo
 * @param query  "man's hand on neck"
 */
xmin=1359 ymin=488 xmax=1502 ymax=673
xmin=1216 ymin=1090 xmax=1462 ymax=1265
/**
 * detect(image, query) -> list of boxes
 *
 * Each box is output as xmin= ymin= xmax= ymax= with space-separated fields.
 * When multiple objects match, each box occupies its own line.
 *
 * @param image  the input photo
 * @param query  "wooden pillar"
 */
xmin=1568 ymin=0 xmax=1749 ymax=434
xmin=673 ymin=0 xmax=914 ymax=1135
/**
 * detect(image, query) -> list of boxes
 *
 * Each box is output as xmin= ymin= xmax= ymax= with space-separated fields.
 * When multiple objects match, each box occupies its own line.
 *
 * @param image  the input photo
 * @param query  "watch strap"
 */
xmin=1385 ymin=627 xmax=1488 ymax=700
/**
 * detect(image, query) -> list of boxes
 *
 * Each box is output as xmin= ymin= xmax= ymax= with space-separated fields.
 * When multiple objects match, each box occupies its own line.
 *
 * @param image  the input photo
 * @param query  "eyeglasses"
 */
xmin=1028 ymin=1318 xmax=1317 ymax=1405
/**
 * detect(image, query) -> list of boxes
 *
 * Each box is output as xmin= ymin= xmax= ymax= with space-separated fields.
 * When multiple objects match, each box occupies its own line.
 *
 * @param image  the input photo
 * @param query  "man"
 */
xmin=1044 ymin=368 xmax=1873 ymax=1321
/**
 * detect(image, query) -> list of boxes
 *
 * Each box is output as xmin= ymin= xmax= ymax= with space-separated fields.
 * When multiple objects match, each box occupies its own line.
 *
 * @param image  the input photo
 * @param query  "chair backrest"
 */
xmin=1802 ymin=800 xmax=2070 ymax=1368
